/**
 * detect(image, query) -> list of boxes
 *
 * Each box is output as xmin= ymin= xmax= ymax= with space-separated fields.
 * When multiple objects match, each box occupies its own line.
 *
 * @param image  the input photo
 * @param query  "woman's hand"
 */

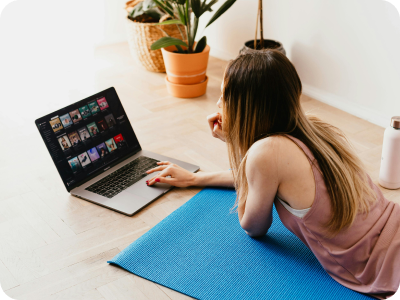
xmin=207 ymin=112 xmax=226 ymax=142
xmin=146 ymin=161 xmax=197 ymax=187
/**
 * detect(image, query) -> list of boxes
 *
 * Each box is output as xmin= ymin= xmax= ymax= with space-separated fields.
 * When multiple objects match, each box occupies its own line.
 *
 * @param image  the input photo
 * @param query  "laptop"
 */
xmin=35 ymin=87 xmax=200 ymax=216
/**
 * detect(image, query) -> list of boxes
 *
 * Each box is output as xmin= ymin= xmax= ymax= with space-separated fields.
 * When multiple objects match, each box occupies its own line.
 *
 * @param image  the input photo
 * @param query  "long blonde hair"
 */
xmin=223 ymin=50 xmax=376 ymax=237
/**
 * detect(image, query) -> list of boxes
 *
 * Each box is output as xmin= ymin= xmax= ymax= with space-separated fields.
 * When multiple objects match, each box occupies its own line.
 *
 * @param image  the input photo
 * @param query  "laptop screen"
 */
xmin=35 ymin=87 xmax=141 ymax=192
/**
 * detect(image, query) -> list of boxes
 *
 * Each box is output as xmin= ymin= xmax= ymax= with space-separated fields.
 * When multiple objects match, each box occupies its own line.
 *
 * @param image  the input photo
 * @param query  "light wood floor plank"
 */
xmin=97 ymin=275 xmax=151 ymax=300
xmin=6 ymin=248 xmax=120 ymax=300
xmin=11 ymin=195 xmax=61 ymax=245
xmin=157 ymin=285 xmax=196 ymax=300
xmin=126 ymin=274 xmax=173 ymax=300
xmin=0 ymin=216 xmax=49 ymax=284
xmin=19 ymin=192 xmax=76 ymax=239
xmin=0 ymin=259 xmax=19 ymax=291
xmin=33 ymin=218 xmax=150 ymax=272
xmin=37 ymin=267 xmax=126 ymax=300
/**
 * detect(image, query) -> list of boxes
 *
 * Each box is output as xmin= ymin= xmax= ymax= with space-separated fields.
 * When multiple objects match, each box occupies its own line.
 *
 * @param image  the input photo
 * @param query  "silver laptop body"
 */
xmin=71 ymin=149 xmax=199 ymax=216
xmin=36 ymin=87 xmax=199 ymax=216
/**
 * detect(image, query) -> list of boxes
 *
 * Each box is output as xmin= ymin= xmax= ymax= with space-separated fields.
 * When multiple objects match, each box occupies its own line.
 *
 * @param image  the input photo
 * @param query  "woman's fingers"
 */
xmin=207 ymin=112 xmax=226 ymax=142
xmin=149 ymin=176 xmax=175 ymax=185
xmin=146 ymin=165 xmax=168 ymax=174
xmin=146 ymin=161 xmax=172 ymax=174
xmin=212 ymin=121 xmax=226 ymax=142
xmin=212 ymin=120 xmax=222 ymax=134
xmin=147 ymin=168 xmax=172 ymax=186
xmin=207 ymin=112 xmax=221 ymax=131
xmin=146 ymin=163 xmax=194 ymax=188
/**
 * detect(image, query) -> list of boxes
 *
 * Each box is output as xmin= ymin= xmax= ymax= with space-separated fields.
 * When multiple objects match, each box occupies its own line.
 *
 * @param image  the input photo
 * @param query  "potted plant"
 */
xmin=125 ymin=0 xmax=186 ymax=72
xmin=240 ymin=0 xmax=286 ymax=56
xmin=150 ymin=0 xmax=237 ymax=98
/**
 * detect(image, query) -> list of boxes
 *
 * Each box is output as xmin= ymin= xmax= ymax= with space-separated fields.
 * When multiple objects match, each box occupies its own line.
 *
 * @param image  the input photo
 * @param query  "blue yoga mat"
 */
xmin=108 ymin=187 xmax=374 ymax=300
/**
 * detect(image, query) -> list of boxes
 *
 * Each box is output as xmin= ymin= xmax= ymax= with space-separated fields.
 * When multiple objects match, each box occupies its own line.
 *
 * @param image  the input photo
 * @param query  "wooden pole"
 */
xmin=254 ymin=0 xmax=260 ymax=49
xmin=259 ymin=0 xmax=264 ymax=49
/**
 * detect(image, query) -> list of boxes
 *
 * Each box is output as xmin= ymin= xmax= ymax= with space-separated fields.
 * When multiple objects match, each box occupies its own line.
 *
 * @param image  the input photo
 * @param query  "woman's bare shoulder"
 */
xmin=248 ymin=135 xmax=304 ymax=170
xmin=250 ymin=135 xmax=295 ymax=155
xmin=247 ymin=136 xmax=289 ymax=171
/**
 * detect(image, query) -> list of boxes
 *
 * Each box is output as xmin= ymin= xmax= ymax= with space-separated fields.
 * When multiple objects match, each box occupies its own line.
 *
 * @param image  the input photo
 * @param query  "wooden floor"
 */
xmin=1 ymin=42 xmax=399 ymax=300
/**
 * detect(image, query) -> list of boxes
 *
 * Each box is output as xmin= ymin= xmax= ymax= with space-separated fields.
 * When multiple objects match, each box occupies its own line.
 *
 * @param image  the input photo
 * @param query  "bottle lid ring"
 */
xmin=391 ymin=116 xmax=400 ymax=129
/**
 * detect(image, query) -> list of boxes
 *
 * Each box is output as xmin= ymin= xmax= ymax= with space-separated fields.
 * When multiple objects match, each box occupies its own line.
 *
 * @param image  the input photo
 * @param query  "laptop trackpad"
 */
xmin=125 ymin=178 xmax=171 ymax=199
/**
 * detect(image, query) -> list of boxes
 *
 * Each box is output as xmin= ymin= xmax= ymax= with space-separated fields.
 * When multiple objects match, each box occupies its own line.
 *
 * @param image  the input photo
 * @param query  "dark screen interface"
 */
xmin=36 ymin=88 xmax=141 ymax=190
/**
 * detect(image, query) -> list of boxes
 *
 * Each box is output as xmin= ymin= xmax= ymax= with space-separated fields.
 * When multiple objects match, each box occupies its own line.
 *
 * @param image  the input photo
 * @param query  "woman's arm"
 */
xmin=239 ymin=138 xmax=279 ymax=237
xmin=193 ymin=170 xmax=234 ymax=188
xmin=146 ymin=162 xmax=234 ymax=188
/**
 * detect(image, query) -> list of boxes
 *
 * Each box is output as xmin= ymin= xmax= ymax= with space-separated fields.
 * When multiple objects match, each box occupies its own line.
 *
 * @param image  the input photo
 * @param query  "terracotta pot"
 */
xmin=165 ymin=76 xmax=208 ymax=98
xmin=161 ymin=45 xmax=210 ymax=85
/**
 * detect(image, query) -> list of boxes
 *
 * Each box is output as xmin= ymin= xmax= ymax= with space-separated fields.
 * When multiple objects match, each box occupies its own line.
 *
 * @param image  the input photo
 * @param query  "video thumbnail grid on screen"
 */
xmin=50 ymin=97 xmax=115 ymax=134
xmin=36 ymin=88 xmax=142 ymax=190
xmin=48 ymin=97 xmax=128 ymax=173
xmin=67 ymin=134 xmax=127 ymax=174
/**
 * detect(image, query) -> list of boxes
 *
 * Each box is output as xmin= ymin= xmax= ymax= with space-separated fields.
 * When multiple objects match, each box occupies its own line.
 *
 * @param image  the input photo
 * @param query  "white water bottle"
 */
xmin=379 ymin=116 xmax=400 ymax=189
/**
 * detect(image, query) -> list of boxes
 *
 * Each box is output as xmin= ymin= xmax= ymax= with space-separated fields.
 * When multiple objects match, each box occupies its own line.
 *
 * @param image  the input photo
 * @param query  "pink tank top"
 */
xmin=274 ymin=135 xmax=400 ymax=299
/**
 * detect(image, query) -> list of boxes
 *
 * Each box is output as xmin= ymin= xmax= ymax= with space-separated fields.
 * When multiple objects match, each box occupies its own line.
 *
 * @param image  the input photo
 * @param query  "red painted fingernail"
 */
xmin=155 ymin=178 xmax=160 ymax=182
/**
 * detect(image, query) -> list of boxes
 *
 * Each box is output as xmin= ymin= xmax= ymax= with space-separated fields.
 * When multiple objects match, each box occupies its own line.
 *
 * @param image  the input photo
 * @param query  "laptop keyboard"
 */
xmin=85 ymin=156 xmax=160 ymax=198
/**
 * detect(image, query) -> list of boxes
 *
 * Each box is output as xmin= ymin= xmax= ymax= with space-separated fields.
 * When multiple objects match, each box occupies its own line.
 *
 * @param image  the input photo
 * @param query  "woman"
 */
xmin=145 ymin=50 xmax=400 ymax=299
xmin=60 ymin=137 xmax=69 ymax=150
xmin=100 ymin=147 xmax=107 ymax=158
xmin=91 ymin=127 xmax=98 ymax=136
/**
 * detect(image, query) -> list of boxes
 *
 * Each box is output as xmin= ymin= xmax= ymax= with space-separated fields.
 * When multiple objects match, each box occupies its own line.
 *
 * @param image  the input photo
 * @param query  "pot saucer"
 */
xmin=165 ymin=76 xmax=208 ymax=98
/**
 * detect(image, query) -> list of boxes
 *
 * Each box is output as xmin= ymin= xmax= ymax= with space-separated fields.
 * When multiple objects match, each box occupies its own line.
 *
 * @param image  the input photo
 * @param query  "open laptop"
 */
xmin=35 ymin=87 xmax=200 ymax=216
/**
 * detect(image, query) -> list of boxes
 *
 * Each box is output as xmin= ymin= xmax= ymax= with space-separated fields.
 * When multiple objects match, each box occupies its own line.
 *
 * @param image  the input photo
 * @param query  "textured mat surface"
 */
xmin=108 ymin=187 xmax=374 ymax=300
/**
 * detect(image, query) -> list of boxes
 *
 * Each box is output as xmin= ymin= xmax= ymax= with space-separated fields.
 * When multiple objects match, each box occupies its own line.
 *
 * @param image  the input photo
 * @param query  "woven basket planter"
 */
xmin=126 ymin=17 xmax=186 ymax=73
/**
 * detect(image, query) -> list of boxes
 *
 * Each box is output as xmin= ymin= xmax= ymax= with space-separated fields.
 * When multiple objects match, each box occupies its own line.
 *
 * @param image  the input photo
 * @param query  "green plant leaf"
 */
xmin=165 ymin=1 xmax=174 ymax=9
xmin=185 ymin=0 xmax=190 ymax=27
xmin=150 ymin=36 xmax=188 ymax=50
xmin=190 ymin=0 xmax=201 ymax=18
xmin=185 ymin=0 xmax=192 ymax=51
xmin=175 ymin=45 xmax=185 ymax=53
xmin=190 ymin=16 xmax=199 ymax=47
xmin=153 ymin=0 xmax=175 ymax=17
xmin=176 ymin=5 xmax=186 ymax=25
xmin=194 ymin=36 xmax=207 ymax=53
xmin=154 ymin=19 xmax=184 ymax=25
xmin=142 ymin=0 xmax=156 ymax=10
xmin=205 ymin=0 xmax=236 ymax=28
xmin=145 ymin=8 xmax=165 ymax=20
xmin=129 ymin=2 xmax=143 ymax=18
xmin=201 ymin=0 xmax=218 ymax=14
xmin=128 ymin=0 xmax=165 ymax=21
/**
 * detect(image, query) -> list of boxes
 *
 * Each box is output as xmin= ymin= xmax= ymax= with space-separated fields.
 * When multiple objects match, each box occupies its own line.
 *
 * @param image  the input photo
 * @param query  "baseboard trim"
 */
xmin=209 ymin=47 xmax=237 ymax=61
xmin=302 ymin=84 xmax=389 ymax=129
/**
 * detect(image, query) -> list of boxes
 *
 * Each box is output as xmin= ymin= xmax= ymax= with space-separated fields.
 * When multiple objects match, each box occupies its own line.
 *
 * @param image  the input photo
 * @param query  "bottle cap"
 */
xmin=391 ymin=116 xmax=400 ymax=129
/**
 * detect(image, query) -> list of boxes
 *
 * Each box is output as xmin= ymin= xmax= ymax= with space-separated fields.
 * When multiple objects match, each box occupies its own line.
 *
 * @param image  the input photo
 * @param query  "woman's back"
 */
xmin=273 ymin=135 xmax=316 ymax=211
xmin=275 ymin=134 xmax=400 ymax=299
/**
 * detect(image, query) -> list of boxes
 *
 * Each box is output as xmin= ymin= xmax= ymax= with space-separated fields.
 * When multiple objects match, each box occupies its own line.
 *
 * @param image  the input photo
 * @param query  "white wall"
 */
xmin=201 ymin=0 xmax=400 ymax=128
xmin=96 ymin=0 xmax=129 ymax=46
xmin=0 ymin=0 xmax=128 ymax=127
